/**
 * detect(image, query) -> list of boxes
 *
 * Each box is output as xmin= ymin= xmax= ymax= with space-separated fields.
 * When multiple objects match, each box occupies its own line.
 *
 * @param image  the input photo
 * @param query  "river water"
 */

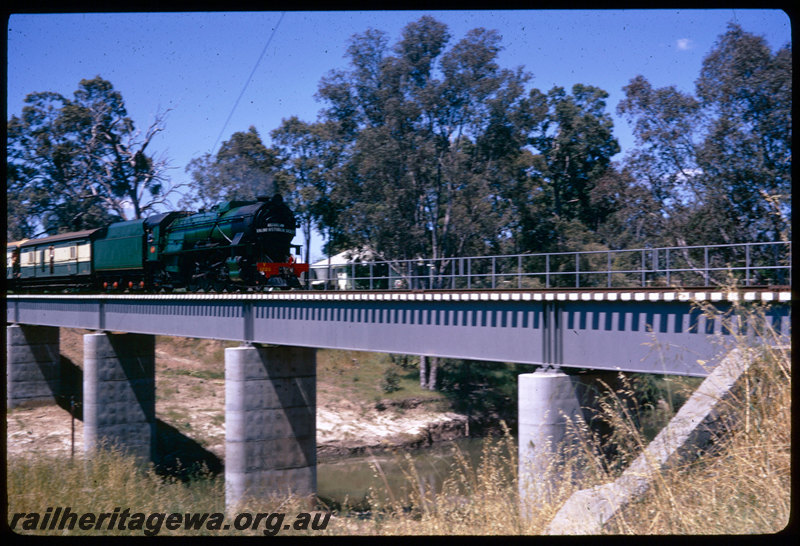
xmin=317 ymin=436 xmax=516 ymax=508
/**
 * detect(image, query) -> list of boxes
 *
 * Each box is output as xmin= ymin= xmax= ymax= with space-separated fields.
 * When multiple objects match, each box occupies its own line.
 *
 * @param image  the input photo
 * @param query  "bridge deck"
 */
xmin=6 ymin=288 xmax=791 ymax=376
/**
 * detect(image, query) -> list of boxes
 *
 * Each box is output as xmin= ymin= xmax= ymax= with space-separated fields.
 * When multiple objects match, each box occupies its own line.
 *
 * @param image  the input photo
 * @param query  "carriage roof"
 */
xmin=17 ymin=229 xmax=101 ymax=249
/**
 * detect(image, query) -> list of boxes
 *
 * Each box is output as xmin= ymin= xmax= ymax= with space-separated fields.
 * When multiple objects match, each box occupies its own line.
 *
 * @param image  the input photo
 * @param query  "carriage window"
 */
xmin=70 ymin=246 xmax=76 ymax=259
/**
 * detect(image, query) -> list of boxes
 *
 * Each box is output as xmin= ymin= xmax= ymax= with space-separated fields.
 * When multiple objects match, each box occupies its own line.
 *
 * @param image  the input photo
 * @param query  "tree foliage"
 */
xmin=7 ymin=77 xmax=170 ymax=239
xmin=271 ymin=117 xmax=345 ymax=264
xmin=282 ymin=16 xmax=628 ymax=270
xmin=309 ymin=18 xmax=531 ymax=266
xmin=513 ymin=84 xmax=620 ymax=253
xmin=182 ymin=126 xmax=281 ymax=210
xmin=617 ymin=24 xmax=791 ymax=245
xmin=253 ymin=18 xmax=792 ymax=270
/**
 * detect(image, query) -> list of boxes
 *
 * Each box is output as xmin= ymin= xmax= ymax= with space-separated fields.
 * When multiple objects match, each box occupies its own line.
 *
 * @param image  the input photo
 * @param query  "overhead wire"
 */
xmin=211 ymin=11 xmax=285 ymax=155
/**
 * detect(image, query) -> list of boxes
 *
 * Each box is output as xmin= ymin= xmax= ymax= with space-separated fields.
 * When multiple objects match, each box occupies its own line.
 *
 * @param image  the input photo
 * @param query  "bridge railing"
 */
xmin=308 ymin=241 xmax=791 ymax=290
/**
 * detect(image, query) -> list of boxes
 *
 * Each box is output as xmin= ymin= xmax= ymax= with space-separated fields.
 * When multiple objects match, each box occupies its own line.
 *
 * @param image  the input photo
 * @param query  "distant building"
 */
xmin=308 ymin=248 xmax=449 ymax=290
xmin=309 ymin=250 xmax=355 ymax=290
xmin=308 ymin=247 xmax=412 ymax=290
xmin=308 ymin=248 xmax=379 ymax=290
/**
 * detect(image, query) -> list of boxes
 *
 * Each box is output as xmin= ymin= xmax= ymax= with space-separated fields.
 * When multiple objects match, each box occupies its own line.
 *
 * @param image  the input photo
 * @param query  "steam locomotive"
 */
xmin=6 ymin=194 xmax=308 ymax=292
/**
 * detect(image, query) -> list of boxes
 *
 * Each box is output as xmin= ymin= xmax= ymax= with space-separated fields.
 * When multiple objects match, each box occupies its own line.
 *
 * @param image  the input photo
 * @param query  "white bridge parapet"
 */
xmin=6 ymin=288 xmax=792 ymax=303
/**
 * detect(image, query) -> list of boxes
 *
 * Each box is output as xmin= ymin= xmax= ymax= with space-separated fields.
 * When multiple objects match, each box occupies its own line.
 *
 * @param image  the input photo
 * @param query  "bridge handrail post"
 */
xmin=772 ymin=243 xmax=780 ymax=285
xmin=666 ymin=249 xmax=671 ymax=286
xmin=704 ymin=247 xmax=709 ymax=286
xmin=641 ymin=249 xmax=646 ymax=287
xmin=745 ymin=244 xmax=751 ymax=287
xmin=787 ymin=241 xmax=791 ymax=286
xmin=575 ymin=253 xmax=580 ymax=288
xmin=546 ymin=254 xmax=550 ymax=288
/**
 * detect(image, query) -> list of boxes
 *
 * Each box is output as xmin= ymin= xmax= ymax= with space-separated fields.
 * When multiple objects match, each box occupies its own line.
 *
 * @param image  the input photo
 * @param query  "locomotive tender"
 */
xmin=6 ymin=194 xmax=308 ymax=292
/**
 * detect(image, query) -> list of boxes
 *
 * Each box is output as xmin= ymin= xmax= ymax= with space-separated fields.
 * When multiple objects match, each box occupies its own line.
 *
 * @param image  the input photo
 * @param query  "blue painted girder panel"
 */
xmin=6 ymin=293 xmax=790 ymax=377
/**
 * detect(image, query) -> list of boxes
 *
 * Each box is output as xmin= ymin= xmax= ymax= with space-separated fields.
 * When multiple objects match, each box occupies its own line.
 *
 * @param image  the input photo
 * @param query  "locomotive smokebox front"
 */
xmin=255 ymin=193 xmax=297 ymax=263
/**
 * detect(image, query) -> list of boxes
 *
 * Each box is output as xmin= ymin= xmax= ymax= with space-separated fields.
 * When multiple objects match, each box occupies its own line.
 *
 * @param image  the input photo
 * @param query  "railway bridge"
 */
xmin=7 ymin=286 xmax=791 ymax=510
xmin=6 ymin=241 xmax=793 ymax=517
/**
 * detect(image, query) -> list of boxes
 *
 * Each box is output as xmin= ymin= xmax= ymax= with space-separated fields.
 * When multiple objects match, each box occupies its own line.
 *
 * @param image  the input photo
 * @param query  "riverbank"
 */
xmin=5 ymin=395 xmax=471 ymax=462
xmin=318 ymin=398 xmax=469 ymax=458
xmin=6 ymin=329 xmax=475 ymax=464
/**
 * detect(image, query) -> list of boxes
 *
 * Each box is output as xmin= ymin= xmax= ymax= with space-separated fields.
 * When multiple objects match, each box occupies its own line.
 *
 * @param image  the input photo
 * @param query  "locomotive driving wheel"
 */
xmin=209 ymin=279 xmax=227 ymax=293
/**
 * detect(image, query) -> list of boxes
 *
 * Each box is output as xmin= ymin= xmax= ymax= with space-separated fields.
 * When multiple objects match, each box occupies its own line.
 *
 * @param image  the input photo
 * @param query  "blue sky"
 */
xmin=6 ymin=10 xmax=792 ymax=260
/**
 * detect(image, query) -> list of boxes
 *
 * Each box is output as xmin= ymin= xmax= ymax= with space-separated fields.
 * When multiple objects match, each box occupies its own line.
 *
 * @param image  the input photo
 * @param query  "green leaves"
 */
xmin=308 ymin=18 xmax=538 ymax=265
xmin=7 ymin=77 xmax=169 ymax=239
xmin=617 ymin=23 xmax=791 ymax=246
xmin=263 ymin=17 xmax=629 ymax=264
xmin=183 ymin=126 xmax=281 ymax=211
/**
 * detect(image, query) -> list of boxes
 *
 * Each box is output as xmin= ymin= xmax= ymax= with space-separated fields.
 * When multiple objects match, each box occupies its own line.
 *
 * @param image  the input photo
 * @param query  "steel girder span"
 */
xmin=6 ymin=290 xmax=791 ymax=377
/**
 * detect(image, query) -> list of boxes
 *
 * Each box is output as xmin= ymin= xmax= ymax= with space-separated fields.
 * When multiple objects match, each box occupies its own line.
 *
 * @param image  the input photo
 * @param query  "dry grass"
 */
xmin=7 ymin=446 xmax=221 ymax=536
xmin=603 ymin=302 xmax=791 ymax=534
xmin=355 ymin=423 xmax=528 ymax=535
xmin=7 ymin=444 xmax=330 ymax=537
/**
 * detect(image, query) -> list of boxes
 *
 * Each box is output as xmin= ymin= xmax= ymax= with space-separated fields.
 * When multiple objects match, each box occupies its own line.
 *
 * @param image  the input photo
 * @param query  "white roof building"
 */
xmin=309 ymin=248 xmax=379 ymax=288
